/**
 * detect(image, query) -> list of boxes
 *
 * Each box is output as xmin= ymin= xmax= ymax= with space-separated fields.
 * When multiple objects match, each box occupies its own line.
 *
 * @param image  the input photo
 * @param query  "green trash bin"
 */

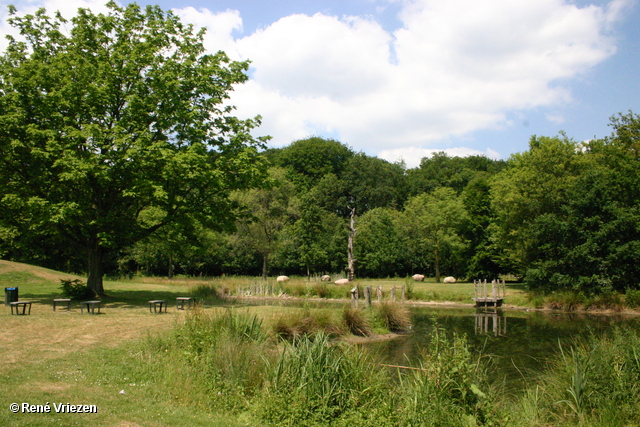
xmin=5 ymin=287 xmax=18 ymax=306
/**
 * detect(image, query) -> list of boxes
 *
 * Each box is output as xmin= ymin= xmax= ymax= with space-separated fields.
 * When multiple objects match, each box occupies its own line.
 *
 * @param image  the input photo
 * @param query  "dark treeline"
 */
xmin=3 ymin=112 xmax=640 ymax=294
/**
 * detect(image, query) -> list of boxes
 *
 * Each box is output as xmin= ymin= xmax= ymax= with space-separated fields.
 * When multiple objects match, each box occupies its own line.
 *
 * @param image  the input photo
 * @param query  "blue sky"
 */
xmin=2 ymin=0 xmax=638 ymax=167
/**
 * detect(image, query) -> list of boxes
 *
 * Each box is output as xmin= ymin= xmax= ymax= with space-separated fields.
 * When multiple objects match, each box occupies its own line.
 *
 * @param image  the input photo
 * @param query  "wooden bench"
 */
xmin=10 ymin=301 xmax=31 ymax=315
xmin=53 ymin=298 xmax=72 ymax=311
xmin=80 ymin=300 xmax=101 ymax=314
xmin=148 ymin=300 xmax=167 ymax=313
xmin=176 ymin=297 xmax=196 ymax=310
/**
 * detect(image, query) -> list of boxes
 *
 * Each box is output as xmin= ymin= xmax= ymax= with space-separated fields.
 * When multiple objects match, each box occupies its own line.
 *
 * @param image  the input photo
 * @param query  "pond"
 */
xmin=367 ymin=306 xmax=640 ymax=389
xmin=236 ymin=298 xmax=640 ymax=388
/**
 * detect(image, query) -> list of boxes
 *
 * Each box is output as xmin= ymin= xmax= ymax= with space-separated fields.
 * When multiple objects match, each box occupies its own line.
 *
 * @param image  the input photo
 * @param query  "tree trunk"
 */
xmin=261 ymin=254 xmax=268 ymax=281
xmin=347 ymin=207 xmax=356 ymax=281
xmin=87 ymin=244 xmax=105 ymax=297
xmin=434 ymin=244 xmax=441 ymax=283
xmin=168 ymin=253 xmax=173 ymax=279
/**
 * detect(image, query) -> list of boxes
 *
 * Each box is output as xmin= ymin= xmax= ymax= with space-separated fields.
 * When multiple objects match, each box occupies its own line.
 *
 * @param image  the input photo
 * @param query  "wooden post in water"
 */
xmin=364 ymin=286 xmax=372 ymax=307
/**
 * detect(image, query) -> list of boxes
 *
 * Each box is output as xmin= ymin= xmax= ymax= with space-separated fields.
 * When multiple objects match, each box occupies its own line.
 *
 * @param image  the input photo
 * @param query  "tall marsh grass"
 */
xmin=374 ymin=301 xmax=411 ymax=332
xmin=508 ymin=327 xmax=640 ymax=426
xmin=140 ymin=307 xmax=640 ymax=426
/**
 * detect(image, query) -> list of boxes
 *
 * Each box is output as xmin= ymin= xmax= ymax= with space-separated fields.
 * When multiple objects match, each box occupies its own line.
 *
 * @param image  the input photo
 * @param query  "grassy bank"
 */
xmin=2 ymin=260 xmax=640 ymax=425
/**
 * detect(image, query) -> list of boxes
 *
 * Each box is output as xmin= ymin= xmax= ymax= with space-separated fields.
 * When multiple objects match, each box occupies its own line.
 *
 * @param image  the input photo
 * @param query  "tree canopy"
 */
xmin=0 ymin=2 xmax=268 ymax=295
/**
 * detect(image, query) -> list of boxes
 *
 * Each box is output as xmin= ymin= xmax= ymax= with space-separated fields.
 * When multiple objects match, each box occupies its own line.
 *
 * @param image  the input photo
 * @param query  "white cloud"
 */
xmin=378 ymin=146 xmax=501 ymax=169
xmin=172 ymin=7 xmax=243 ymax=58
xmin=545 ymin=113 xmax=566 ymax=124
xmin=226 ymin=0 xmax=624 ymax=153
xmin=1 ymin=0 xmax=629 ymax=157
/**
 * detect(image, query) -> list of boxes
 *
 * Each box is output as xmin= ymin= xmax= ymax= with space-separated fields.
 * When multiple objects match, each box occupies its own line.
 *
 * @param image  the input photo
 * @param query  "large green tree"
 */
xmin=401 ymin=187 xmax=469 ymax=282
xmin=354 ymin=207 xmax=402 ymax=277
xmin=491 ymin=120 xmax=640 ymax=292
xmin=230 ymin=168 xmax=298 ymax=280
xmin=0 ymin=3 xmax=268 ymax=296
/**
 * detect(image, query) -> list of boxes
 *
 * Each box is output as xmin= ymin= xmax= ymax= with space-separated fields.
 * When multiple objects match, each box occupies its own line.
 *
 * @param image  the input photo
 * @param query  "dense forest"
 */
xmin=2 ymin=4 xmax=638 ymax=297
xmin=3 ymin=111 xmax=640 ymax=294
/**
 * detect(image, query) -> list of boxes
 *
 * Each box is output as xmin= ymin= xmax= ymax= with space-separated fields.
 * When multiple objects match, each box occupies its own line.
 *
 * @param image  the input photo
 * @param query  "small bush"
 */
xmin=624 ymin=288 xmax=640 ymax=308
xmin=60 ymin=279 xmax=94 ymax=300
xmin=544 ymin=291 xmax=584 ymax=311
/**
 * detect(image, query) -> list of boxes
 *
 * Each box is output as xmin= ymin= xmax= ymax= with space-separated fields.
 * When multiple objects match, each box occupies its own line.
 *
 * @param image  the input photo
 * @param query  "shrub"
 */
xmin=624 ymin=288 xmax=640 ymax=308
xmin=59 ymin=279 xmax=94 ymax=300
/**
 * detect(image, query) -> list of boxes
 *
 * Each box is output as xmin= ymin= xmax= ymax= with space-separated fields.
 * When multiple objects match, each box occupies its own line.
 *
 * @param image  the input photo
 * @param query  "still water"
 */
xmin=238 ymin=298 xmax=640 ymax=388
xmin=368 ymin=306 xmax=640 ymax=389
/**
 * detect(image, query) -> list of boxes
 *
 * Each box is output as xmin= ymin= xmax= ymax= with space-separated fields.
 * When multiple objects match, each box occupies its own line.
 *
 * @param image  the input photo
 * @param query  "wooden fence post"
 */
xmin=364 ymin=286 xmax=372 ymax=307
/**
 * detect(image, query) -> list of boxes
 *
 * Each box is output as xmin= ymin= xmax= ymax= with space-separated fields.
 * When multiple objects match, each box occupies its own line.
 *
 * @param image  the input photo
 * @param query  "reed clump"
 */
xmin=342 ymin=306 xmax=372 ymax=336
xmin=273 ymin=308 xmax=345 ymax=340
xmin=374 ymin=301 xmax=411 ymax=332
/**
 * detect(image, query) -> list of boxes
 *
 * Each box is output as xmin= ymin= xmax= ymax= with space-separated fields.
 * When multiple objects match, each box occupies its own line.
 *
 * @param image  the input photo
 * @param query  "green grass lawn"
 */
xmin=2 ymin=260 xmax=639 ymax=426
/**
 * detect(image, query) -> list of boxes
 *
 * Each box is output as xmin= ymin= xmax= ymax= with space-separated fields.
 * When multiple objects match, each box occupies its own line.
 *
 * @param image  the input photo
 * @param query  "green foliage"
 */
xmin=59 ymin=278 xmax=94 ymax=300
xmin=230 ymin=167 xmax=299 ymax=279
xmin=255 ymin=333 xmax=390 ymax=426
xmin=511 ymin=328 xmax=640 ymax=426
xmin=0 ymin=2 xmax=268 ymax=295
xmin=398 ymin=328 xmax=495 ymax=425
xmin=354 ymin=208 xmax=403 ymax=277
xmin=625 ymin=288 xmax=640 ymax=308
xmin=492 ymin=117 xmax=640 ymax=293
xmin=407 ymin=151 xmax=506 ymax=196
xmin=401 ymin=187 xmax=470 ymax=281
xmin=274 ymin=137 xmax=354 ymax=191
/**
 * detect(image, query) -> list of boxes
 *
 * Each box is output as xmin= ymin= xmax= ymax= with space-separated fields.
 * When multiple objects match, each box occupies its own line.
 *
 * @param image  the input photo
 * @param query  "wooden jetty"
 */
xmin=473 ymin=279 xmax=506 ymax=307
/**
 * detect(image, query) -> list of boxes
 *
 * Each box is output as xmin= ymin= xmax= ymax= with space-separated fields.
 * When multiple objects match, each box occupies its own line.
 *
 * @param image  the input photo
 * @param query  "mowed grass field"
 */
xmin=0 ymin=260 xmax=529 ymax=426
